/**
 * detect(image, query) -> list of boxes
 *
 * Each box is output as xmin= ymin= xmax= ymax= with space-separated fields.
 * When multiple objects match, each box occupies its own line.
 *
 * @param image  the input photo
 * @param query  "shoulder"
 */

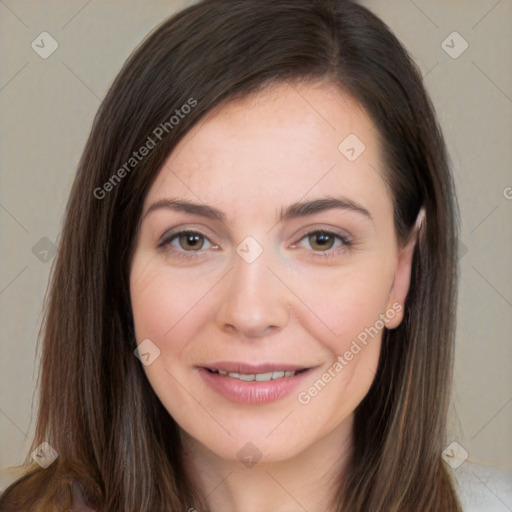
xmin=453 ymin=461 xmax=512 ymax=512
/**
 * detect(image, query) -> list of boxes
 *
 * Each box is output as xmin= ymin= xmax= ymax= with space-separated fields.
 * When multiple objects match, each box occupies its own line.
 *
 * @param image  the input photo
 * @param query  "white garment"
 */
xmin=453 ymin=461 xmax=512 ymax=512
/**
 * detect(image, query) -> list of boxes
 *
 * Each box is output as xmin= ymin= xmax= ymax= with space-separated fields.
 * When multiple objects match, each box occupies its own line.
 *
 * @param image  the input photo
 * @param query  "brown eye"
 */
xmin=307 ymin=232 xmax=336 ymax=251
xmin=160 ymin=230 xmax=213 ymax=254
xmin=178 ymin=232 xmax=206 ymax=251
xmin=295 ymin=230 xmax=351 ymax=257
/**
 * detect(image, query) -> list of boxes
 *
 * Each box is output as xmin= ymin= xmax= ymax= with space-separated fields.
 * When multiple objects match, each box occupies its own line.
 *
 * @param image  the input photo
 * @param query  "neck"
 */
xmin=181 ymin=416 xmax=353 ymax=512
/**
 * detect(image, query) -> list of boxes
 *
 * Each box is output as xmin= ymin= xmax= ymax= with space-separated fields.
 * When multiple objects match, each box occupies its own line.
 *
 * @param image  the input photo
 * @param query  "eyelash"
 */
xmin=158 ymin=229 xmax=352 ymax=262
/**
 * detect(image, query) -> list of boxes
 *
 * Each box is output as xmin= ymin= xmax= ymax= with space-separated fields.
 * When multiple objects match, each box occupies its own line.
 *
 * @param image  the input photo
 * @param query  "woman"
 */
xmin=0 ymin=0 xmax=462 ymax=510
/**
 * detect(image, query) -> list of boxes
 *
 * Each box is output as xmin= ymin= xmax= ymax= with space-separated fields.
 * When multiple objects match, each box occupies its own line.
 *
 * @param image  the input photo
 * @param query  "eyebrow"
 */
xmin=143 ymin=196 xmax=372 ymax=223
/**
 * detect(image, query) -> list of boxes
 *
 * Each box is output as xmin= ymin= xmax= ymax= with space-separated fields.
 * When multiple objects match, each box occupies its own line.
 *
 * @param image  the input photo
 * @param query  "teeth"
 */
xmin=255 ymin=372 xmax=273 ymax=381
xmin=211 ymin=369 xmax=298 ymax=381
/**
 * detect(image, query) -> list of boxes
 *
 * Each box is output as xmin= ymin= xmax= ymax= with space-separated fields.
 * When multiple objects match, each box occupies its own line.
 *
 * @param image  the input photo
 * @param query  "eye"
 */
xmin=159 ymin=230 xmax=215 ymax=256
xmin=158 ymin=228 xmax=351 ymax=262
xmin=295 ymin=229 xmax=351 ymax=255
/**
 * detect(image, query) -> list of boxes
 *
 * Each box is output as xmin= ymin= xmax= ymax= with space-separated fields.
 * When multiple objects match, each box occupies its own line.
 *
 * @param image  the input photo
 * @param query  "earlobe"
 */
xmin=385 ymin=207 xmax=425 ymax=329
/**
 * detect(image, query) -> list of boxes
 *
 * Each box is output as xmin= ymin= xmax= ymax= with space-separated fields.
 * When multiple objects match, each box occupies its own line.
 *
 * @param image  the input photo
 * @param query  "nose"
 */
xmin=214 ymin=246 xmax=292 ymax=339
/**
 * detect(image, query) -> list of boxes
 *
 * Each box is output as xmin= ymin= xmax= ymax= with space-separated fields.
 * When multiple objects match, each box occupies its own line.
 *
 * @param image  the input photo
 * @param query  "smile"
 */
xmin=197 ymin=363 xmax=314 ymax=404
xmin=206 ymin=368 xmax=303 ymax=381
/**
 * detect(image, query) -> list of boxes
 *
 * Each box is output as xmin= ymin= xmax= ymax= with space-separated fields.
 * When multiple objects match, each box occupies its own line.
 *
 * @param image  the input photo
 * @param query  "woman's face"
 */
xmin=129 ymin=81 xmax=415 ymax=463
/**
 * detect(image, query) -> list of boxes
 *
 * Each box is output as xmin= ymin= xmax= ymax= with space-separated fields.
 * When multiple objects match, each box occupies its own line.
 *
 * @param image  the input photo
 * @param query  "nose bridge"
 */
xmin=215 ymin=237 xmax=291 ymax=338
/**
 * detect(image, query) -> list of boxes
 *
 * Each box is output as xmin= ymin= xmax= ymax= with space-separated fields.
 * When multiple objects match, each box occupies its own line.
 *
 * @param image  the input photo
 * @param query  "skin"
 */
xmin=129 ymin=80 xmax=420 ymax=512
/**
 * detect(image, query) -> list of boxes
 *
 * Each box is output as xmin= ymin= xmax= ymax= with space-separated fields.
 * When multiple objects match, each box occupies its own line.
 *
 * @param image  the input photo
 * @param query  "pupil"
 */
xmin=311 ymin=233 xmax=333 ymax=250
xmin=182 ymin=233 xmax=202 ymax=250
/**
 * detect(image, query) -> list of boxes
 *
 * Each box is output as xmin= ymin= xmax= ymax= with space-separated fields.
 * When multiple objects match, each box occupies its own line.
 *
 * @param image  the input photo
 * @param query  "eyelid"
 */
xmin=291 ymin=225 xmax=353 ymax=245
xmin=159 ymin=230 xmax=213 ymax=246
xmin=292 ymin=229 xmax=351 ymax=254
xmin=158 ymin=224 xmax=218 ymax=246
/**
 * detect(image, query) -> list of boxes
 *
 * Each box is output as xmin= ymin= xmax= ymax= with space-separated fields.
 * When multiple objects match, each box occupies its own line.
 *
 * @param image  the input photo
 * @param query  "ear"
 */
xmin=385 ymin=207 xmax=425 ymax=329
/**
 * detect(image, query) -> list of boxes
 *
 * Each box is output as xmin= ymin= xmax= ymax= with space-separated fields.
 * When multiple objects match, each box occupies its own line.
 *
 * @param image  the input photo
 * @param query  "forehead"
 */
xmin=144 ymin=81 xmax=390 ymax=219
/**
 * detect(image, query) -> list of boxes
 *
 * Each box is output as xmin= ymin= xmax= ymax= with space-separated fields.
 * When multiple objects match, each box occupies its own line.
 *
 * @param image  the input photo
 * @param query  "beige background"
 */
xmin=1 ymin=0 xmax=511 ymax=493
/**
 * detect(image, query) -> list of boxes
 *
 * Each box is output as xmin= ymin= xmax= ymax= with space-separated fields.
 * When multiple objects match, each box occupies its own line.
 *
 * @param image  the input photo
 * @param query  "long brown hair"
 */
xmin=0 ymin=0 xmax=461 ymax=510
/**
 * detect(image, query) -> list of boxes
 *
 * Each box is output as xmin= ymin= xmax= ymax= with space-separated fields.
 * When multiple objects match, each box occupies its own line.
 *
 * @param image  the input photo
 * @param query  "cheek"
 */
xmin=129 ymin=257 xmax=219 ymax=353
xmin=289 ymin=258 xmax=394 ymax=414
xmin=129 ymin=258 xmax=218 ymax=422
xmin=130 ymin=251 xmax=395 ymax=378
xmin=292 ymin=270 xmax=388 ymax=429
xmin=289 ymin=257 xmax=394 ymax=357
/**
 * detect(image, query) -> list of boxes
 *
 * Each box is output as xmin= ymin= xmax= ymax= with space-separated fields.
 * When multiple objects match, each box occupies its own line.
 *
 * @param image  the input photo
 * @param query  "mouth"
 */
xmin=204 ymin=367 xmax=309 ymax=382
xmin=197 ymin=362 xmax=315 ymax=404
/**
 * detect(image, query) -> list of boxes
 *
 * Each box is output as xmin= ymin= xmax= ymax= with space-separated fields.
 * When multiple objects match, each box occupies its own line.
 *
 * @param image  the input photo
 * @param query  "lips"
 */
xmin=197 ymin=361 xmax=314 ymax=404
xmin=207 ymin=368 xmax=299 ymax=382
xmin=203 ymin=361 xmax=307 ymax=373
xmin=204 ymin=361 xmax=308 ymax=380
